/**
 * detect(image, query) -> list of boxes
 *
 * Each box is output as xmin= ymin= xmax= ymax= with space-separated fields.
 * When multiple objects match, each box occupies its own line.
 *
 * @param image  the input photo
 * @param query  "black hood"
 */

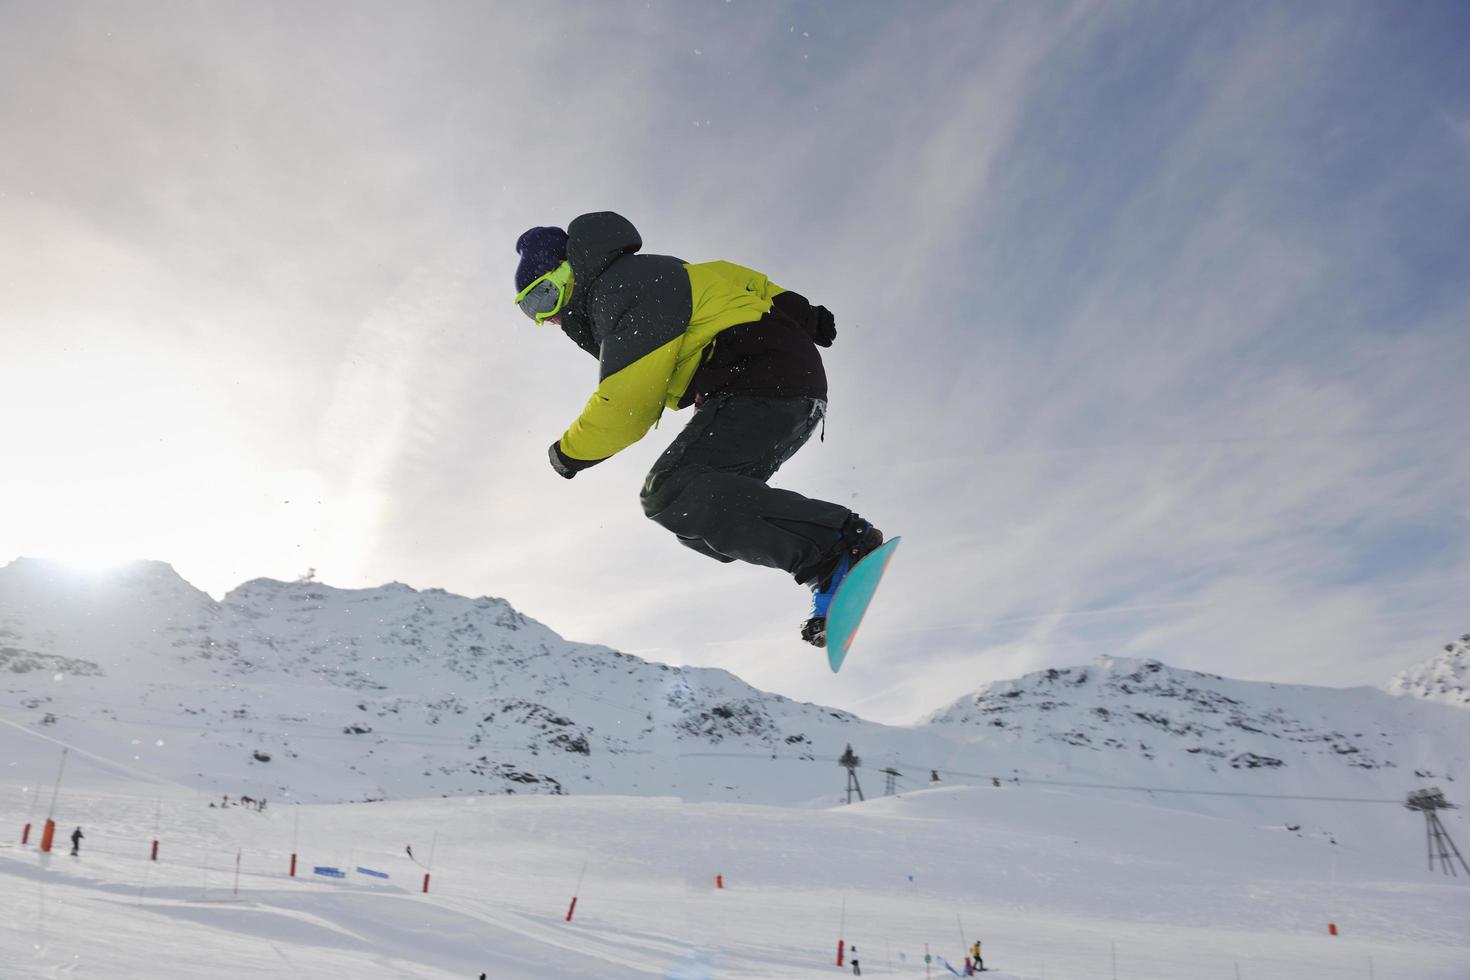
xmin=559 ymin=212 xmax=644 ymax=357
xmin=566 ymin=211 xmax=642 ymax=281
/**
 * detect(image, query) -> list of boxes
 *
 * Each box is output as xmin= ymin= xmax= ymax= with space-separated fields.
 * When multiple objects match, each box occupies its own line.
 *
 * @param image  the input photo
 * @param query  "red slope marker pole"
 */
xmin=423 ymin=830 xmax=438 ymax=893
xmin=836 ymin=895 xmax=847 ymax=965
xmin=41 ymin=748 xmax=68 ymax=852
xmin=290 ymin=806 xmax=301 ymax=878
xmin=565 ymin=859 xmax=588 ymax=922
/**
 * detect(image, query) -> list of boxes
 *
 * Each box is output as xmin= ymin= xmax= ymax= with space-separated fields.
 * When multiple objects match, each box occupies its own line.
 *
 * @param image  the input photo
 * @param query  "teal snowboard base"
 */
xmin=824 ymin=536 xmax=901 ymax=673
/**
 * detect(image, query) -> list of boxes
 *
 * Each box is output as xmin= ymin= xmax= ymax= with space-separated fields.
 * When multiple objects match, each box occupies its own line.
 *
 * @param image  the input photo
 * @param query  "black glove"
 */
xmin=811 ymin=305 xmax=836 ymax=347
xmin=548 ymin=441 xmax=578 ymax=479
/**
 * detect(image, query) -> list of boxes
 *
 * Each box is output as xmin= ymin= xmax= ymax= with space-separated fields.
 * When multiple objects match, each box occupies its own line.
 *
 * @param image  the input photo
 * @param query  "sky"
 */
xmin=2 ymin=0 xmax=1468 ymax=725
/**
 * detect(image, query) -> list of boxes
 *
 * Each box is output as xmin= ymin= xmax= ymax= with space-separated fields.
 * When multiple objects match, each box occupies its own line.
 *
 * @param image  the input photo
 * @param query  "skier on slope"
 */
xmin=513 ymin=213 xmax=885 ymax=645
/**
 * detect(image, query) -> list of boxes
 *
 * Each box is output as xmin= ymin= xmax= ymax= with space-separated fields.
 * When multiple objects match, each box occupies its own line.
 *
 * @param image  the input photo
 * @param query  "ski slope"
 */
xmin=3 ymin=767 xmax=1467 ymax=979
xmin=3 ymin=560 xmax=1468 ymax=977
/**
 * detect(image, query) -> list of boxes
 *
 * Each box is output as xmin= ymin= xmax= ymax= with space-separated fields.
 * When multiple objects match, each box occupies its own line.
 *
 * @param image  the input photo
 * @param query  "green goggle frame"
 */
xmin=514 ymin=261 xmax=574 ymax=324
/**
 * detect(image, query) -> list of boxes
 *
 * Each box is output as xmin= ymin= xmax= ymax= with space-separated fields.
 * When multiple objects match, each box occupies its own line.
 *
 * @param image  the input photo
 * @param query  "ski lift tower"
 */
xmin=880 ymin=767 xmax=902 ymax=796
xmin=1405 ymin=788 xmax=1470 ymax=876
xmin=838 ymin=744 xmax=865 ymax=804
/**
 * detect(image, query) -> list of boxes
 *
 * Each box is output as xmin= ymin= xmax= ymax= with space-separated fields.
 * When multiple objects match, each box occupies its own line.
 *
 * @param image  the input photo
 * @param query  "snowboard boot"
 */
xmin=800 ymin=518 xmax=884 ymax=647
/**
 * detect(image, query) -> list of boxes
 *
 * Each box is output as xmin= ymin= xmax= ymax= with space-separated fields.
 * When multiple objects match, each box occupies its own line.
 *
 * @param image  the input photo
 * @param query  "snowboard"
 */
xmin=824 ymin=536 xmax=901 ymax=673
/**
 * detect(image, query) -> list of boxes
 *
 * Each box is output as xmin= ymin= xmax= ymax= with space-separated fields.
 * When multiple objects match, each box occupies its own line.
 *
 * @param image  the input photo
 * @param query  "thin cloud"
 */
xmin=2 ymin=2 xmax=1466 ymax=726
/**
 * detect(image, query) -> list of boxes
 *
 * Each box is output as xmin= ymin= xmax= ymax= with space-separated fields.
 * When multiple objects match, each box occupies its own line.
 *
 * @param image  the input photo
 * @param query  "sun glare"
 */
xmin=48 ymin=551 xmax=136 ymax=574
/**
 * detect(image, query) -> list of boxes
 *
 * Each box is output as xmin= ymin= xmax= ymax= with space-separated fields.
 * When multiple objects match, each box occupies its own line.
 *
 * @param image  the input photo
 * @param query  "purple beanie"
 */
xmin=515 ymin=226 xmax=569 ymax=292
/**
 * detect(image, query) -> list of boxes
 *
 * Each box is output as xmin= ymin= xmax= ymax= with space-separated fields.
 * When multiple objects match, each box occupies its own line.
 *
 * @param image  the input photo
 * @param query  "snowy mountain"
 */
xmin=0 ymin=558 xmax=913 ymax=806
xmin=1388 ymin=635 xmax=1470 ymax=708
xmin=926 ymin=655 xmax=1447 ymax=778
xmin=3 ymin=559 xmax=1467 ymax=837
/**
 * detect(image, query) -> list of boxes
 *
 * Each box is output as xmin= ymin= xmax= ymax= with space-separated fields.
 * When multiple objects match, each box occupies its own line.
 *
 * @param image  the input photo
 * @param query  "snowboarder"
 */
xmin=849 ymin=944 xmax=861 ymax=976
xmin=69 ymin=827 xmax=83 ymax=856
xmin=971 ymin=940 xmax=984 ymax=972
xmin=514 ymin=214 xmax=886 ymax=643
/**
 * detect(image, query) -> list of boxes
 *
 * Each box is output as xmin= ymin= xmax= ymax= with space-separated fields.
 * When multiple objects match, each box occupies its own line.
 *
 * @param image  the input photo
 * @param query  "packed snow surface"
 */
xmin=4 ymin=782 xmax=1469 ymax=978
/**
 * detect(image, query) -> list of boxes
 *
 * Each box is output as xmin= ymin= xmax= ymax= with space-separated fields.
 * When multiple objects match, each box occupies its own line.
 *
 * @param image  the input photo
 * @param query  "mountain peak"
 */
xmin=0 ymin=556 xmax=214 ymax=605
xmin=1388 ymin=637 xmax=1470 ymax=708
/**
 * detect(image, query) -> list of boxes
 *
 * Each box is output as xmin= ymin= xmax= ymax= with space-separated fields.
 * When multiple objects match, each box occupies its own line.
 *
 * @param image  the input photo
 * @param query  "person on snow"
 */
xmin=971 ymin=940 xmax=984 ymax=972
xmin=513 ymin=214 xmax=885 ymax=645
xmin=849 ymin=944 xmax=861 ymax=976
xmin=69 ymin=826 xmax=83 ymax=856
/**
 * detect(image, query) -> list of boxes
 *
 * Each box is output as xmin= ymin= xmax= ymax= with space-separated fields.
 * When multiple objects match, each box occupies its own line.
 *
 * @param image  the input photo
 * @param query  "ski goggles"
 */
xmin=514 ymin=261 xmax=574 ymax=324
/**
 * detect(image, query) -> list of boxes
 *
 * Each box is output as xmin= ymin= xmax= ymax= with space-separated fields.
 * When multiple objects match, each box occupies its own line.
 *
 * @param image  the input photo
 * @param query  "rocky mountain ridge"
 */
xmin=1388 ymin=635 xmax=1470 ymax=708
xmin=2 ymin=559 xmax=1466 ymax=836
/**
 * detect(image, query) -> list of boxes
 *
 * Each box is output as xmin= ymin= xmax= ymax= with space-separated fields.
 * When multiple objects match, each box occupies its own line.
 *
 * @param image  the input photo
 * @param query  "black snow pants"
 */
xmin=641 ymin=394 xmax=851 ymax=582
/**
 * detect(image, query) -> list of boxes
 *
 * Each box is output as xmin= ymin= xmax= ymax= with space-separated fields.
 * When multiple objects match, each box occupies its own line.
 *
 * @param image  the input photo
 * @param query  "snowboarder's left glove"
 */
xmin=548 ymin=441 xmax=578 ymax=479
xmin=811 ymin=305 xmax=836 ymax=347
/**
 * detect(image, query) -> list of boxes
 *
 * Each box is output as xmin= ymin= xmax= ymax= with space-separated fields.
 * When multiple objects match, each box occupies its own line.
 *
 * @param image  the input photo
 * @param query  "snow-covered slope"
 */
xmin=6 ymin=784 xmax=1468 ymax=979
xmin=920 ymin=655 xmax=1470 ymax=841
xmin=1388 ymin=635 xmax=1470 ymax=708
xmin=5 ymin=559 xmax=1470 ymax=979
xmin=2 ymin=559 xmax=1466 ymax=840
xmin=925 ymin=655 xmax=1462 ymax=781
xmin=0 ymin=558 xmax=927 ymax=806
